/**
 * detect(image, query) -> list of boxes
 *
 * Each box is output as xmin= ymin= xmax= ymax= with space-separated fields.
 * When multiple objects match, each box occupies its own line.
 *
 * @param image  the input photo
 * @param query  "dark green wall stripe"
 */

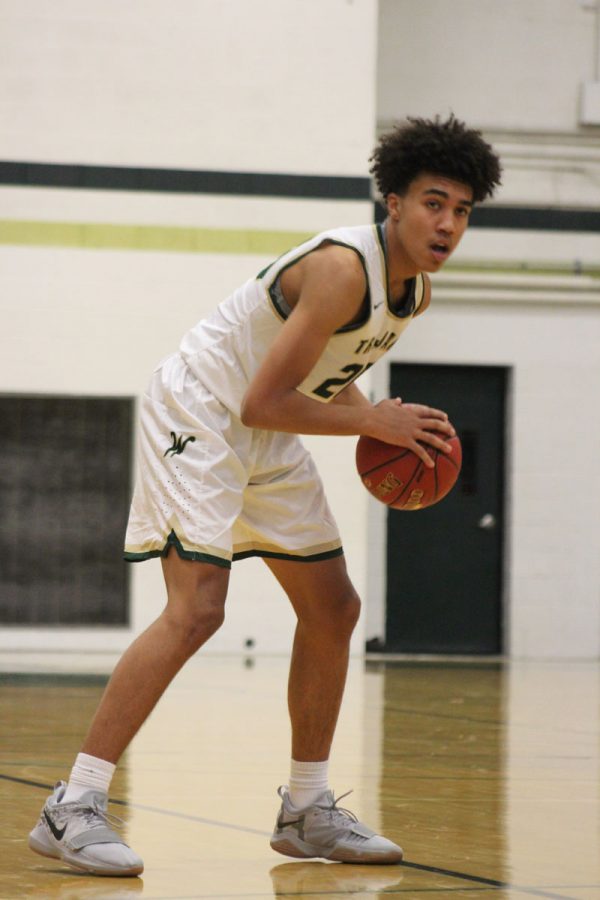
xmin=470 ymin=205 xmax=600 ymax=231
xmin=0 ymin=160 xmax=371 ymax=201
xmin=3 ymin=160 xmax=597 ymax=231
xmin=374 ymin=202 xmax=600 ymax=232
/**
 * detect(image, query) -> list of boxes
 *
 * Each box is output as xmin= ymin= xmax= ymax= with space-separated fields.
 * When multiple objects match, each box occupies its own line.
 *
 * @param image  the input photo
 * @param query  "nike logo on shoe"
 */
xmin=44 ymin=810 xmax=67 ymax=841
xmin=279 ymin=813 xmax=306 ymax=841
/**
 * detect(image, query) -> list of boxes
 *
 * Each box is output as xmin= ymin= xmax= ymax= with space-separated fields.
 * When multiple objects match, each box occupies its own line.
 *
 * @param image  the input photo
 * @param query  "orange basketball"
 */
xmin=356 ymin=432 xmax=462 ymax=510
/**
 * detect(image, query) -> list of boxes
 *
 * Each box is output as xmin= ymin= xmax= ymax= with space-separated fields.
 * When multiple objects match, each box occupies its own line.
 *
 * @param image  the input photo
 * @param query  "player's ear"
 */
xmin=386 ymin=193 xmax=402 ymax=221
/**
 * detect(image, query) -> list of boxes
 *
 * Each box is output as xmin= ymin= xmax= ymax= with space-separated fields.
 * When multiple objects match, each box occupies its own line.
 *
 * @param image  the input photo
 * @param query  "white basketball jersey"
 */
xmin=180 ymin=224 xmax=425 ymax=415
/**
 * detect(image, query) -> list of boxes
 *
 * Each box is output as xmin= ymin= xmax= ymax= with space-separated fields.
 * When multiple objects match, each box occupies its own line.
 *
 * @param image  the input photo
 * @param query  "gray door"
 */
xmin=385 ymin=364 xmax=507 ymax=654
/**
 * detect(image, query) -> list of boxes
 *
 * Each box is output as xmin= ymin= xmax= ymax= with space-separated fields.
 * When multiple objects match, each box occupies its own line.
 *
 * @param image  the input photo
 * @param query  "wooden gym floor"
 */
xmin=0 ymin=653 xmax=598 ymax=899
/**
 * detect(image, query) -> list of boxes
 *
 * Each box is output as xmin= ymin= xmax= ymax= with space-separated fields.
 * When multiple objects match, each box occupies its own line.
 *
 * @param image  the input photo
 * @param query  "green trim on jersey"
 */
xmin=376 ymin=222 xmax=422 ymax=318
xmin=263 ymin=238 xmax=372 ymax=333
xmin=0 ymin=219 xmax=313 ymax=256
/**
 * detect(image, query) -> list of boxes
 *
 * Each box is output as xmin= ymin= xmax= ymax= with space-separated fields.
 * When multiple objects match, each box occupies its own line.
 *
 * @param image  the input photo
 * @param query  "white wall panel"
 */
xmin=0 ymin=0 xmax=378 ymax=656
xmin=1 ymin=0 xmax=376 ymax=174
xmin=377 ymin=0 xmax=597 ymax=133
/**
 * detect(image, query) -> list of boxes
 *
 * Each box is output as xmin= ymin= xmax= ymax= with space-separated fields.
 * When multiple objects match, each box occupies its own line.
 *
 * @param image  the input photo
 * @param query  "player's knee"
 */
xmin=164 ymin=597 xmax=225 ymax=654
xmin=307 ymin=584 xmax=360 ymax=639
xmin=193 ymin=597 xmax=226 ymax=641
xmin=163 ymin=566 xmax=228 ymax=652
xmin=336 ymin=586 xmax=361 ymax=636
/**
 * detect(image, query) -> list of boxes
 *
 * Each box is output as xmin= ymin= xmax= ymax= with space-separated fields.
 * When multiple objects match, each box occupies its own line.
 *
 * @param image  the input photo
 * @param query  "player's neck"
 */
xmin=383 ymin=217 xmax=420 ymax=291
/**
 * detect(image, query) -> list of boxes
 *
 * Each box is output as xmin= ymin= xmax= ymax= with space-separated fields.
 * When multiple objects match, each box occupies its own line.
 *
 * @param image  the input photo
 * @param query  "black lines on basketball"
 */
xmin=356 ymin=431 xmax=462 ymax=510
xmin=357 ymin=447 xmax=413 ymax=479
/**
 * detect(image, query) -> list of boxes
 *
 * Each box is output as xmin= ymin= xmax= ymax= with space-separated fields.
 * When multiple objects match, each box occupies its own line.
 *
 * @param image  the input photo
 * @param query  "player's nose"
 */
xmin=437 ymin=211 xmax=455 ymax=234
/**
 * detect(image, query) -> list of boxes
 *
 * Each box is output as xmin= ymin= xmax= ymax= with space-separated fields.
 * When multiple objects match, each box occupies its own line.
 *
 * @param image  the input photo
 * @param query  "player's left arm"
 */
xmin=413 ymin=273 xmax=431 ymax=317
xmin=329 ymin=381 xmax=372 ymax=408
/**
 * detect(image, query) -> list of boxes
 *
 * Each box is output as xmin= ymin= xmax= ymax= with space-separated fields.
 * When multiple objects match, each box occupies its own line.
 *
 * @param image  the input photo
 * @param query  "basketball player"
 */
xmin=29 ymin=116 xmax=501 ymax=875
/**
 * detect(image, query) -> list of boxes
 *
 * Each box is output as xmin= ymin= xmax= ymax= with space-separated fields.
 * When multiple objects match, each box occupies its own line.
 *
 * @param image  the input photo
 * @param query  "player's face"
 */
xmin=387 ymin=173 xmax=474 ymax=274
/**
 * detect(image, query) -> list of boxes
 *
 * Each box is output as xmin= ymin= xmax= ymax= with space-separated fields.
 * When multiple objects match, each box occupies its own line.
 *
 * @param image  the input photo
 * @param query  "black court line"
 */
xmin=401 ymin=863 xmax=576 ymax=900
xmin=0 ymin=773 xmax=267 ymax=838
xmin=0 ymin=160 xmax=370 ymax=201
xmin=385 ymin=702 xmax=600 ymax=739
xmin=4 ymin=773 xmax=581 ymax=899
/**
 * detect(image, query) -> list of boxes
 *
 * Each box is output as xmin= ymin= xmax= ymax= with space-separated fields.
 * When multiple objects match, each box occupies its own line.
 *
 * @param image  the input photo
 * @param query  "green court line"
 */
xmin=0 ymin=219 xmax=312 ymax=255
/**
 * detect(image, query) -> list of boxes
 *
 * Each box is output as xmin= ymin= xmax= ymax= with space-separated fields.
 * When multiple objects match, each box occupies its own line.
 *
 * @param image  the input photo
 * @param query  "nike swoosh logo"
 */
xmin=44 ymin=810 xmax=67 ymax=841
xmin=373 ymin=301 xmax=384 ymax=309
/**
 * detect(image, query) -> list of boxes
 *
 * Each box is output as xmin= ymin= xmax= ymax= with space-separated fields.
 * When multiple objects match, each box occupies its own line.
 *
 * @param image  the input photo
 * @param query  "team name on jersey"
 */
xmin=354 ymin=330 xmax=398 ymax=355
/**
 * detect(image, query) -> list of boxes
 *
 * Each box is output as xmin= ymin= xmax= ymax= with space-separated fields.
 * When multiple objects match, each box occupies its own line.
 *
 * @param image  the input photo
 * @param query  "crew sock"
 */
xmin=288 ymin=758 xmax=330 ymax=809
xmin=61 ymin=752 xmax=116 ymax=804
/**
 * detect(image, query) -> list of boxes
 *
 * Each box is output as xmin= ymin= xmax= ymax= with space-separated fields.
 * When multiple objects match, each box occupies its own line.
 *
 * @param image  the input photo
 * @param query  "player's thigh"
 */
xmin=264 ymin=554 xmax=360 ymax=630
xmin=161 ymin=550 xmax=230 ymax=629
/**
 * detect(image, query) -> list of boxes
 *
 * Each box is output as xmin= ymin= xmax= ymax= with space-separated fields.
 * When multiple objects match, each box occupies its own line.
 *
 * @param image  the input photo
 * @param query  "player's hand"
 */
xmin=367 ymin=397 xmax=455 ymax=468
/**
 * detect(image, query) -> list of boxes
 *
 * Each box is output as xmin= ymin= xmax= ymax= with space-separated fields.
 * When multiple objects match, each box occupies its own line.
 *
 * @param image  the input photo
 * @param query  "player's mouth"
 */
xmin=430 ymin=241 xmax=450 ymax=263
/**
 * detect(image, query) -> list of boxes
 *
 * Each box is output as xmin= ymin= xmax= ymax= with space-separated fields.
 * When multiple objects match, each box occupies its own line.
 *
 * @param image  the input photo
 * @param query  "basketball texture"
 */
xmin=356 ymin=433 xmax=462 ymax=510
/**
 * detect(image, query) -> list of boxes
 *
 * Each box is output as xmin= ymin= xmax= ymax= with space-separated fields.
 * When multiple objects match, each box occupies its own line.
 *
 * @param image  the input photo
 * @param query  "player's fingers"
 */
xmin=418 ymin=430 xmax=453 ymax=453
xmin=411 ymin=440 xmax=436 ymax=468
xmin=420 ymin=417 xmax=456 ymax=436
xmin=403 ymin=403 xmax=448 ymax=420
xmin=421 ymin=405 xmax=449 ymax=420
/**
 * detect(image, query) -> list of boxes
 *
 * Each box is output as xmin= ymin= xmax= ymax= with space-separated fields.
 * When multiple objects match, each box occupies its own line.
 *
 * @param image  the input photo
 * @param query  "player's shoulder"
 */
xmin=304 ymin=239 xmax=366 ymax=286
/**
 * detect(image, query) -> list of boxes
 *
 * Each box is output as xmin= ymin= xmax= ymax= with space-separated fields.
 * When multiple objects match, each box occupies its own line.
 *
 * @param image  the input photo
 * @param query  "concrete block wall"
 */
xmin=0 ymin=0 xmax=377 ymax=657
xmin=2 ymin=0 xmax=599 ymax=659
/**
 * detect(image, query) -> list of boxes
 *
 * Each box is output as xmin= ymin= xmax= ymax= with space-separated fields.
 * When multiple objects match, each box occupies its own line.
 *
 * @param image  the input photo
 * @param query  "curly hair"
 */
xmin=369 ymin=115 xmax=501 ymax=204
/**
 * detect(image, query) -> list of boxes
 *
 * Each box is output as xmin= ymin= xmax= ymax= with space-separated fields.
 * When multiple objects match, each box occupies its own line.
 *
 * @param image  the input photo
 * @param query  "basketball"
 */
xmin=356 ymin=432 xmax=462 ymax=510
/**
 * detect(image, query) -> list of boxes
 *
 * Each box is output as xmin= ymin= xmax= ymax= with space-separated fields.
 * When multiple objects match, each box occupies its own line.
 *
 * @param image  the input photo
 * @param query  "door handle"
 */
xmin=478 ymin=513 xmax=496 ymax=530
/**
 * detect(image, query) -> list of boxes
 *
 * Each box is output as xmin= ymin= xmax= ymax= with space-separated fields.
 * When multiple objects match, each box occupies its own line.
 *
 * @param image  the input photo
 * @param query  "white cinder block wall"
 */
xmin=2 ymin=0 xmax=600 ymax=659
xmin=0 ymin=0 xmax=377 ymax=657
xmin=374 ymin=0 xmax=600 ymax=658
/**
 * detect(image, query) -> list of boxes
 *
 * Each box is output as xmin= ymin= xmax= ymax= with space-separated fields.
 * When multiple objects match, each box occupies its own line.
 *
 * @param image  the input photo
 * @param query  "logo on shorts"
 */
xmin=164 ymin=432 xmax=196 ymax=457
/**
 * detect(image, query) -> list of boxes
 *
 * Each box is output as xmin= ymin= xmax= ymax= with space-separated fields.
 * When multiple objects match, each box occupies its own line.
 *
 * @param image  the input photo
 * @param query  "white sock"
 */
xmin=288 ymin=759 xmax=330 ymax=809
xmin=61 ymin=752 xmax=116 ymax=803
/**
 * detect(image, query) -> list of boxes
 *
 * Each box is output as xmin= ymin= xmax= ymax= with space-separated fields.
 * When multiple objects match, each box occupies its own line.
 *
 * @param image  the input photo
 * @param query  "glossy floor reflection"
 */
xmin=1 ymin=655 xmax=599 ymax=899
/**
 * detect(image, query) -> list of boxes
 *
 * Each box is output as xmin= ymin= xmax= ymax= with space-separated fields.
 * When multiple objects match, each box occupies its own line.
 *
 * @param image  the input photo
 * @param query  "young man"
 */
xmin=29 ymin=116 xmax=501 ymax=876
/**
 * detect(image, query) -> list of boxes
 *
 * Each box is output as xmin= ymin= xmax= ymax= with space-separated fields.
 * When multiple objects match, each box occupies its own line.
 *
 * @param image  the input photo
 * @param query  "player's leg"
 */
xmin=81 ymin=552 xmax=229 ymax=761
xmin=30 ymin=354 xmax=245 ymax=875
xmin=265 ymin=553 xmax=359 ymax=763
xmin=238 ymin=432 xmax=402 ymax=861
xmin=29 ymin=552 xmax=229 ymax=876
xmin=266 ymin=554 xmax=402 ymax=864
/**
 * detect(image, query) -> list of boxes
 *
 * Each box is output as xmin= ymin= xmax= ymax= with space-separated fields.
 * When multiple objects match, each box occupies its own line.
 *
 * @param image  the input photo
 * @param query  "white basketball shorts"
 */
xmin=124 ymin=353 xmax=343 ymax=568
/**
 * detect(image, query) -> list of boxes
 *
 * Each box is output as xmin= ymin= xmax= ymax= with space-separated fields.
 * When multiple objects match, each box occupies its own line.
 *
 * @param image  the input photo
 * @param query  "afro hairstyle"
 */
xmin=369 ymin=115 xmax=502 ymax=204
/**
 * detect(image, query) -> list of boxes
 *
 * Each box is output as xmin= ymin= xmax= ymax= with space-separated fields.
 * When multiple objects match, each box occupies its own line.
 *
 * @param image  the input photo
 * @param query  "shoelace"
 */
xmin=277 ymin=785 xmax=360 ymax=824
xmin=78 ymin=801 xmax=125 ymax=832
xmin=323 ymin=790 xmax=359 ymax=824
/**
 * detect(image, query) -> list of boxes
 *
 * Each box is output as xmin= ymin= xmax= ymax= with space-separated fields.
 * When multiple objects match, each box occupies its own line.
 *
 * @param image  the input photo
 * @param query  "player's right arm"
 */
xmin=240 ymin=246 xmax=453 ymax=465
